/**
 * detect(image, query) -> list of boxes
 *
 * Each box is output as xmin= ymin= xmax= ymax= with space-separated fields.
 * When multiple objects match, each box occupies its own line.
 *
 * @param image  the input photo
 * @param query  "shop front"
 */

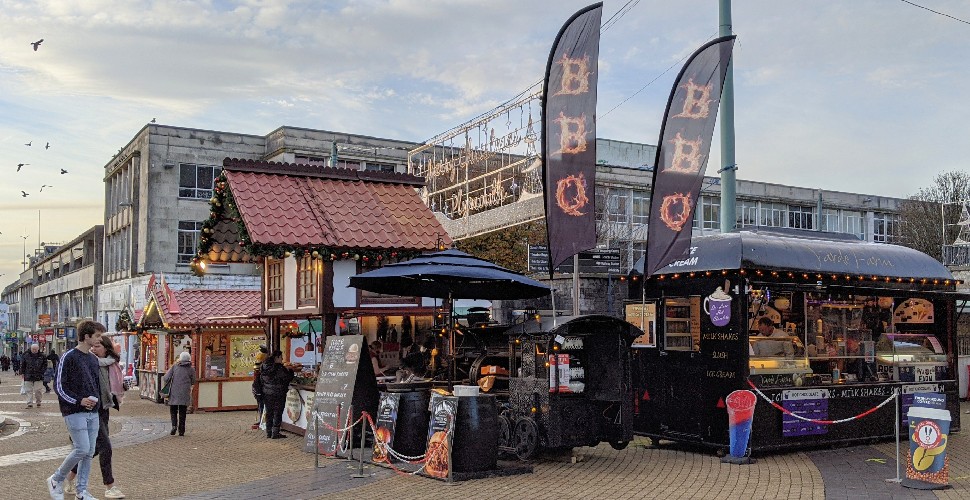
xmin=196 ymin=159 xmax=451 ymax=434
xmin=136 ymin=276 xmax=265 ymax=411
xmin=628 ymin=229 xmax=964 ymax=453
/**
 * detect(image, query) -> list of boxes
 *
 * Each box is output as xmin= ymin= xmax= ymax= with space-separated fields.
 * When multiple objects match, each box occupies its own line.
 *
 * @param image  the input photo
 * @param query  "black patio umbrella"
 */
xmin=348 ymin=249 xmax=550 ymax=301
xmin=349 ymin=249 xmax=550 ymax=385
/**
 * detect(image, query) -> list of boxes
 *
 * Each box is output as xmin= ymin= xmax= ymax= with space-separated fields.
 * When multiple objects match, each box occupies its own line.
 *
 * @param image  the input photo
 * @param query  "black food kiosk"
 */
xmin=628 ymin=229 xmax=963 ymax=453
xmin=498 ymin=315 xmax=639 ymax=459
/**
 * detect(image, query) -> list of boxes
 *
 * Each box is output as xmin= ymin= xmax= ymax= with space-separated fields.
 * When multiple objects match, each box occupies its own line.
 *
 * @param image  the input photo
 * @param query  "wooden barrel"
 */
xmin=451 ymin=394 xmax=499 ymax=472
xmin=390 ymin=389 xmax=430 ymax=457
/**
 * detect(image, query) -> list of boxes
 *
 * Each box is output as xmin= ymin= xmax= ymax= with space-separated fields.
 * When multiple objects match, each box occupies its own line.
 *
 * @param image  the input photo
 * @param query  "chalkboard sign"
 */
xmin=303 ymin=335 xmax=379 ymax=454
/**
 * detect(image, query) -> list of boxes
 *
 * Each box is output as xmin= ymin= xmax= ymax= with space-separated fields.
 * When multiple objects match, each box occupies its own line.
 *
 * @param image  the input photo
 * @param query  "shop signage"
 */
xmin=38 ymin=314 xmax=51 ymax=327
xmin=903 ymin=392 xmax=950 ymax=490
xmin=371 ymin=392 xmax=401 ymax=463
xmin=781 ymin=389 xmax=829 ymax=437
xmin=303 ymin=335 xmax=377 ymax=455
xmin=626 ymin=303 xmax=656 ymax=347
xmin=424 ymin=393 xmax=458 ymax=479
xmin=528 ymin=245 xmax=622 ymax=275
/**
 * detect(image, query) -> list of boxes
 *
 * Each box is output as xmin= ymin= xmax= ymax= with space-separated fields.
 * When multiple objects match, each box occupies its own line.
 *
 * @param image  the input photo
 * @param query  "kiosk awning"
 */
xmin=631 ymin=228 xmax=953 ymax=280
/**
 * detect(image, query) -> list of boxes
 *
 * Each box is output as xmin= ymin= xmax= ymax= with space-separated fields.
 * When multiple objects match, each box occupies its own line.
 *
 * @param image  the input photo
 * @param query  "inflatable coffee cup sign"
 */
xmin=704 ymin=287 xmax=732 ymax=327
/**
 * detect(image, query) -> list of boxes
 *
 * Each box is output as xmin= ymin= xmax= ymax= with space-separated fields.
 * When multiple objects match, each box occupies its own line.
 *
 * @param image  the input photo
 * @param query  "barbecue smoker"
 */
xmin=498 ymin=315 xmax=640 ymax=459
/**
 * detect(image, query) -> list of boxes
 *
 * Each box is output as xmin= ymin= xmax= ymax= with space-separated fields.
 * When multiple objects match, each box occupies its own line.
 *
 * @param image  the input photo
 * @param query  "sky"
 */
xmin=1 ymin=0 xmax=968 ymax=283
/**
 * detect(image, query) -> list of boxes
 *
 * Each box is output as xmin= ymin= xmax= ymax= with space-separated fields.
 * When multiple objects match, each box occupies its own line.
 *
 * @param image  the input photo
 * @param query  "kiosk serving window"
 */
xmin=746 ymin=290 xmax=950 ymax=384
xmin=664 ymin=297 xmax=700 ymax=351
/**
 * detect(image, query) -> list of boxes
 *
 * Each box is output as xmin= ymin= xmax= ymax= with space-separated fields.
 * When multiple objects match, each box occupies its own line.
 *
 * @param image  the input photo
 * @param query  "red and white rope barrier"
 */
xmin=746 ymin=379 xmax=897 ymax=424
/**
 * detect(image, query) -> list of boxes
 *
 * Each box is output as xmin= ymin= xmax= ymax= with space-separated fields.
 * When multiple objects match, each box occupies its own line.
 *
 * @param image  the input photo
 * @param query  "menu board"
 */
xmin=424 ymin=393 xmax=458 ymax=479
xmin=303 ymin=335 xmax=378 ymax=454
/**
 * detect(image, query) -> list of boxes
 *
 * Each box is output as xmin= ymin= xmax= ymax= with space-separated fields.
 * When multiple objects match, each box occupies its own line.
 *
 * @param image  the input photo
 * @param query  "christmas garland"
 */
xmin=192 ymin=172 xmax=420 ymax=276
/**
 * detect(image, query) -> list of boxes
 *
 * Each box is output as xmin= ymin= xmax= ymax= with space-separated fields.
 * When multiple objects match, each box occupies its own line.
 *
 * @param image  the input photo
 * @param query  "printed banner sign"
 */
xmin=425 ymin=393 xmax=458 ymax=479
xmin=372 ymin=392 xmax=401 ymax=463
xmin=542 ymin=3 xmax=603 ymax=273
xmin=645 ymin=36 xmax=736 ymax=276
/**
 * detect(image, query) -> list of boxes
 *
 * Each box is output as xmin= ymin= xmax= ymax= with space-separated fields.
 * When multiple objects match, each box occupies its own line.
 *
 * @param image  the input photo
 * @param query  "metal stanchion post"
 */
xmin=345 ymin=405 xmax=355 ymax=462
xmin=314 ymin=412 xmax=320 ymax=468
xmin=886 ymin=388 xmax=902 ymax=483
xmin=352 ymin=413 xmax=368 ymax=478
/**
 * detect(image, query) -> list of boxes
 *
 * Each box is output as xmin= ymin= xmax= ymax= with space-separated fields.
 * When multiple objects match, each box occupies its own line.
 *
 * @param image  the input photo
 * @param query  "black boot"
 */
xmin=266 ymin=428 xmax=274 ymax=438
xmin=170 ymin=426 xmax=177 ymax=435
xmin=271 ymin=427 xmax=287 ymax=439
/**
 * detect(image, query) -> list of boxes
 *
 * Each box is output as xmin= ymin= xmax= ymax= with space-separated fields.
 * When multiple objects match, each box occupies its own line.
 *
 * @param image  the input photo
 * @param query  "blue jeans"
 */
xmin=53 ymin=411 xmax=99 ymax=494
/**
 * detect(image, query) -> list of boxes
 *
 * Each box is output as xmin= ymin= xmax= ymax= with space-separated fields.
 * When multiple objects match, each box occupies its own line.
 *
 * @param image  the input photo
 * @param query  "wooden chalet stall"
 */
xmin=136 ymin=278 xmax=265 ymax=411
xmin=628 ymin=228 xmax=964 ymax=453
xmin=195 ymin=158 xmax=450 ymax=434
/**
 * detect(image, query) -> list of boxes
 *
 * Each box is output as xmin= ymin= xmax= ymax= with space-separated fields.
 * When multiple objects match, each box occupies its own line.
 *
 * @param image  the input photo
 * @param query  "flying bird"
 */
xmin=31 ymin=39 xmax=43 ymax=51
xmin=60 ymin=168 xmax=68 ymax=174
xmin=40 ymin=185 xmax=52 ymax=192
xmin=45 ymin=142 xmax=50 ymax=150
xmin=25 ymin=141 xmax=32 ymax=146
xmin=21 ymin=191 xmax=29 ymax=197
xmin=17 ymin=163 xmax=28 ymax=171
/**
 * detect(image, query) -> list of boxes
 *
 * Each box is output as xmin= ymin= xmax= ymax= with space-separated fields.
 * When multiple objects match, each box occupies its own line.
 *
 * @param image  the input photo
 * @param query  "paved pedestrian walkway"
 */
xmin=1 ymin=368 xmax=967 ymax=499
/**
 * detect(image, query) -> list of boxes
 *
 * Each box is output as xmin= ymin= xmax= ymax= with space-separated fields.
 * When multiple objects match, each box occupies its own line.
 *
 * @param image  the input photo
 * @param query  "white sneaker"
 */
xmin=74 ymin=491 xmax=99 ymax=500
xmin=103 ymin=486 xmax=125 ymax=499
xmin=46 ymin=474 xmax=64 ymax=500
xmin=64 ymin=479 xmax=76 ymax=495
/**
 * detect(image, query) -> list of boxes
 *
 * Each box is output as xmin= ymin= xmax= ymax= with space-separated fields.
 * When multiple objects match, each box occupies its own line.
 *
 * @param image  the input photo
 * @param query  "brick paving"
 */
xmin=2 ymin=368 xmax=968 ymax=499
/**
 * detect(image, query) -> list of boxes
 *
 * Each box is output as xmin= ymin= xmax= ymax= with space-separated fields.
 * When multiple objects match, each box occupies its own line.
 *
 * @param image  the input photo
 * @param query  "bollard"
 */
xmin=344 ymin=405 xmax=355 ymax=462
xmin=314 ymin=412 xmax=320 ymax=469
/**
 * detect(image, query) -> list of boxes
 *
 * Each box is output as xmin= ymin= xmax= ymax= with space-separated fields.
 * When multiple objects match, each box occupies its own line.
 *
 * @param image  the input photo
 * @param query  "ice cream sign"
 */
xmin=704 ymin=286 xmax=732 ymax=327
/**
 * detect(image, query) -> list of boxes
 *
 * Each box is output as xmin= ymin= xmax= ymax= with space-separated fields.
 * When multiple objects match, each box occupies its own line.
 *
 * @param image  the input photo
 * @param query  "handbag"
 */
xmin=21 ymin=381 xmax=28 ymax=395
xmin=160 ymin=376 xmax=172 ymax=398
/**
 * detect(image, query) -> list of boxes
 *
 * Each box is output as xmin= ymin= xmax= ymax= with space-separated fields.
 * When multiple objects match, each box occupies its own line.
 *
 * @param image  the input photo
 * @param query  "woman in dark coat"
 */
xmin=259 ymin=350 xmax=295 ymax=439
xmin=162 ymin=351 xmax=197 ymax=436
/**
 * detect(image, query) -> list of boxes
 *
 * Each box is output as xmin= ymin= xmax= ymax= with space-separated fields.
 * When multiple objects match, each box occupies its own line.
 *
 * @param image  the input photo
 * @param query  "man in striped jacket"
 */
xmin=45 ymin=320 xmax=105 ymax=500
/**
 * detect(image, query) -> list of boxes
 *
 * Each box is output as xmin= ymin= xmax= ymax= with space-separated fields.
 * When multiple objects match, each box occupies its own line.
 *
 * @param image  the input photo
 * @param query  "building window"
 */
xmin=177 ymin=221 xmax=203 ymax=264
xmin=736 ymin=200 xmax=758 ymax=228
xmin=760 ymin=202 xmax=786 ymax=227
xmin=178 ymin=163 xmax=221 ymax=199
xmin=631 ymin=191 xmax=650 ymax=225
xmin=266 ymin=259 xmax=283 ymax=309
xmin=296 ymin=255 xmax=318 ymax=307
xmin=821 ymin=208 xmax=841 ymax=232
xmin=788 ymin=205 xmax=815 ymax=230
xmin=365 ymin=162 xmax=397 ymax=173
xmin=294 ymin=155 xmax=329 ymax=166
xmin=701 ymin=196 xmax=720 ymax=230
xmin=842 ymin=211 xmax=864 ymax=240
xmin=872 ymin=212 xmax=900 ymax=243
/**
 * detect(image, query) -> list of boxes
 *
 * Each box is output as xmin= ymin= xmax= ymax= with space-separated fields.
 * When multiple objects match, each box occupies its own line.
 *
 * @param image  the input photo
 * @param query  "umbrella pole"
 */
xmin=448 ymin=292 xmax=455 ymax=390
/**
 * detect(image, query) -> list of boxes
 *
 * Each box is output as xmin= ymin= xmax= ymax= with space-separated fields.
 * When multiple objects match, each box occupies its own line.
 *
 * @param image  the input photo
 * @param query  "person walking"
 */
xmin=1 ymin=353 xmax=10 ymax=372
xmin=22 ymin=343 xmax=48 ymax=408
xmin=259 ymin=350 xmax=294 ymax=439
xmin=13 ymin=350 xmax=23 ymax=375
xmin=162 ymin=351 xmax=197 ymax=436
xmin=47 ymin=349 xmax=61 ymax=391
xmin=64 ymin=337 xmax=127 ymax=499
xmin=46 ymin=320 xmax=106 ymax=500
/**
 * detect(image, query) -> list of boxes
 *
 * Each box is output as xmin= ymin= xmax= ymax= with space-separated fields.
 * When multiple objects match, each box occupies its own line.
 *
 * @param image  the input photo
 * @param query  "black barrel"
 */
xmin=451 ymin=394 xmax=499 ymax=472
xmin=390 ymin=389 xmax=431 ymax=457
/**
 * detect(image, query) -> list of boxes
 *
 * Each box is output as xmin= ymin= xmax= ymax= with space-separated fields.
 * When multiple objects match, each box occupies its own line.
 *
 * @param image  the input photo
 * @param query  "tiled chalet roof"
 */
xmin=222 ymin=158 xmax=450 ymax=251
xmin=145 ymin=288 xmax=263 ymax=330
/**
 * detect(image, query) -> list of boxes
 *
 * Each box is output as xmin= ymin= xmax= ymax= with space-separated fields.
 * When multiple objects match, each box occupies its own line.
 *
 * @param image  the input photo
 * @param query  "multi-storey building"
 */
xmin=2 ymin=124 xmax=908 ymax=348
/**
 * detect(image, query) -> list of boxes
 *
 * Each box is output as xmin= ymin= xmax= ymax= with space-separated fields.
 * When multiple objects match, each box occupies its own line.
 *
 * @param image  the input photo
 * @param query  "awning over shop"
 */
xmin=631 ymin=228 xmax=953 ymax=280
